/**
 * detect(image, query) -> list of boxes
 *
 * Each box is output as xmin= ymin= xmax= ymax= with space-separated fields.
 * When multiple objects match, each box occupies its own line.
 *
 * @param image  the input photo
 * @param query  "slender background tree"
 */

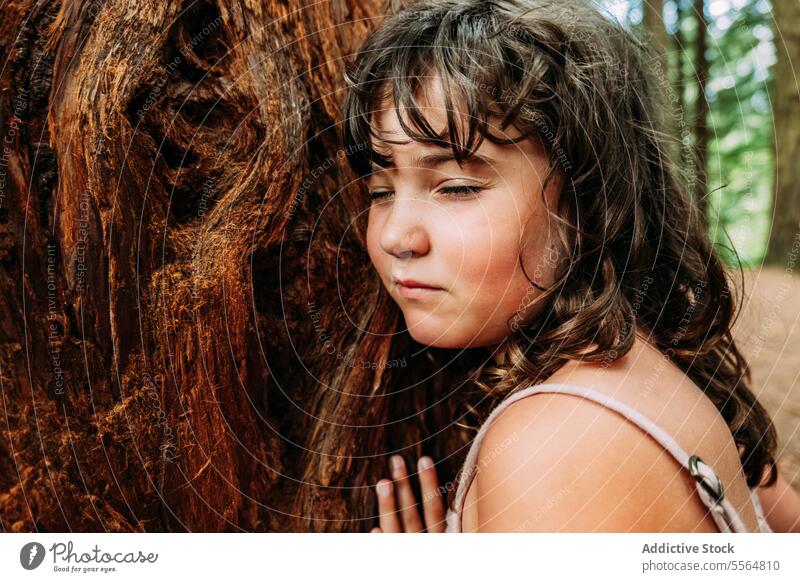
xmin=764 ymin=0 xmax=800 ymax=265
xmin=692 ymin=0 xmax=710 ymax=217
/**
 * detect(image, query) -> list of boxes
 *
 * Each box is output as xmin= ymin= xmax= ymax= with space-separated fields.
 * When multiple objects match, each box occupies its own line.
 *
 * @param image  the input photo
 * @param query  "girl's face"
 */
xmin=365 ymin=78 xmax=560 ymax=350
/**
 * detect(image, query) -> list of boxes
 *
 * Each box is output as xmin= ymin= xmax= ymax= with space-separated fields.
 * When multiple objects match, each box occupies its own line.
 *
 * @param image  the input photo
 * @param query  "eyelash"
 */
xmin=368 ymin=185 xmax=484 ymax=203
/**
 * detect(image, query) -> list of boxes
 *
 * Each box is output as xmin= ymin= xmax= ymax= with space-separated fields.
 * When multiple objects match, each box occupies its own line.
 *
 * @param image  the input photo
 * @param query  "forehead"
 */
xmin=370 ymin=84 xmax=448 ymax=145
xmin=368 ymin=76 xmax=527 ymax=155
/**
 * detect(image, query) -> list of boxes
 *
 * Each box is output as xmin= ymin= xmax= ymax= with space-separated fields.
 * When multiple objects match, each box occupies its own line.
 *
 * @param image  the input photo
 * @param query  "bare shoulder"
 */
xmin=467 ymin=336 xmax=758 ymax=532
xmin=471 ymin=386 xmax=718 ymax=531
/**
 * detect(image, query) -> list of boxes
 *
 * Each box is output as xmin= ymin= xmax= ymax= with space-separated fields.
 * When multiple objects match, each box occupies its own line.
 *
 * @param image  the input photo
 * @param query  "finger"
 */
xmin=376 ymin=479 xmax=402 ymax=532
xmin=371 ymin=527 xmax=382 ymax=533
xmin=390 ymin=455 xmax=425 ymax=533
xmin=418 ymin=456 xmax=447 ymax=532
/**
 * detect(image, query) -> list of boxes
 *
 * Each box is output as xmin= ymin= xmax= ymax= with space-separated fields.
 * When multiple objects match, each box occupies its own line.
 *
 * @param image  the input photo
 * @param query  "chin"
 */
xmin=405 ymin=321 xmax=476 ymax=349
xmin=406 ymin=324 xmax=459 ymax=349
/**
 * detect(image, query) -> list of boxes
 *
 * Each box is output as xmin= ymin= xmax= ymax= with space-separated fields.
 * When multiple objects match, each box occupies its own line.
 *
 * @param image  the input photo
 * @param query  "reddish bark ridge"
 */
xmin=0 ymin=0 xmax=470 ymax=532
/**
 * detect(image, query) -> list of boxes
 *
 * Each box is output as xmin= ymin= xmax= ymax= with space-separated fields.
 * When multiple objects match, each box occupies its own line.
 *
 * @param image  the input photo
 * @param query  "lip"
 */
xmin=394 ymin=278 xmax=440 ymax=289
xmin=393 ymin=277 xmax=444 ymax=299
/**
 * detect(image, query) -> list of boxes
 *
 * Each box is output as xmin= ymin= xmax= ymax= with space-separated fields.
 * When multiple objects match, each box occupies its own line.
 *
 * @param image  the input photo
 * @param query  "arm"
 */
xmin=471 ymin=393 xmax=718 ymax=532
xmin=757 ymin=471 xmax=800 ymax=532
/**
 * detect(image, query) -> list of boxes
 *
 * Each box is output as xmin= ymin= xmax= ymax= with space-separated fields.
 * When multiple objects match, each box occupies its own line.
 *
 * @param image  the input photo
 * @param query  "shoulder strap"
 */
xmin=452 ymin=382 xmax=754 ymax=533
xmin=749 ymin=487 xmax=773 ymax=533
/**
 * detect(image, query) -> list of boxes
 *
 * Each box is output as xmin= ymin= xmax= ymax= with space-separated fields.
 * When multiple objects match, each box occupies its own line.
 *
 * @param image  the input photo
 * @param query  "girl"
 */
xmin=341 ymin=0 xmax=800 ymax=532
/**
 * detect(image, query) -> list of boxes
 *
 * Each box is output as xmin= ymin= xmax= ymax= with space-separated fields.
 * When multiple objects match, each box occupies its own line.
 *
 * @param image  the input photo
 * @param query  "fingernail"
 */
xmin=390 ymin=455 xmax=404 ymax=471
xmin=376 ymin=480 xmax=391 ymax=497
xmin=419 ymin=456 xmax=433 ymax=470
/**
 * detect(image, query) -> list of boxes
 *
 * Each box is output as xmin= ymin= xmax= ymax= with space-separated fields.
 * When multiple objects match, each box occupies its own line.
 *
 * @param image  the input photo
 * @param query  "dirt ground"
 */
xmin=733 ymin=267 xmax=800 ymax=490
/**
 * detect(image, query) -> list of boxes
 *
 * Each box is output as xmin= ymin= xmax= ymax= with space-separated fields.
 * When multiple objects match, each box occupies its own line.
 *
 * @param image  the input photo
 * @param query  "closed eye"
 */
xmin=367 ymin=185 xmax=484 ymax=203
xmin=439 ymin=185 xmax=484 ymax=198
xmin=368 ymin=190 xmax=394 ymax=203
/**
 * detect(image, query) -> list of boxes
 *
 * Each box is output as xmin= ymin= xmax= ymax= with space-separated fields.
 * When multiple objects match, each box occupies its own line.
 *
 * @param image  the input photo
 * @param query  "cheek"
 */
xmin=454 ymin=204 xmax=552 ymax=322
xmin=455 ymin=207 xmax=526 ymax=299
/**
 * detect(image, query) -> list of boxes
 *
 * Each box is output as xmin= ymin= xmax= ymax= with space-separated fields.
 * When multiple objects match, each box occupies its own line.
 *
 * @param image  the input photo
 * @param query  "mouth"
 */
xmin=393 ymin=277 xmax=445 ymax=300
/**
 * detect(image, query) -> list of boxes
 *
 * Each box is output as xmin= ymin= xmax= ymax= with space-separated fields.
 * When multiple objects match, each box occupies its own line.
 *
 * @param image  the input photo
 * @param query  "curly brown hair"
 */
xmin=341 ymin=0 xmax=777 ymax=489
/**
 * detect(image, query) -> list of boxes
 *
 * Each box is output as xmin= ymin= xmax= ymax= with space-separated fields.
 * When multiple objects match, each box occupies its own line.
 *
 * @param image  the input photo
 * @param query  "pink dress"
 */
xmin=445 ymin=382 xmax=772 ymax=533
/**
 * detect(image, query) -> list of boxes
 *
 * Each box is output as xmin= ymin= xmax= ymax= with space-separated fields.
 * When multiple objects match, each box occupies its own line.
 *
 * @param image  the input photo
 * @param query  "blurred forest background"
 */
xmin=605 ymin=0 xmax=800 ymax=486
xmin=608 ymin=0 xmax=783 ymax=266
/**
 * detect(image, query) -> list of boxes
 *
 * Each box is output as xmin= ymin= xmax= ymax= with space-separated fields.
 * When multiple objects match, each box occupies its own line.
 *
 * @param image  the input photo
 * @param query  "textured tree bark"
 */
xmin=765 ymin=0 xmax=800 ymax=266
xmin=0 ymin=0 xmax=470 ymax=532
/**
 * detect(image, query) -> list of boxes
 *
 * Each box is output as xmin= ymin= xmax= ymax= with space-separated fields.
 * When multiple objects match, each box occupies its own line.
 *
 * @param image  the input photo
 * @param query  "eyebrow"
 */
xmin=370 ymin=151 xmax=499 ymax=172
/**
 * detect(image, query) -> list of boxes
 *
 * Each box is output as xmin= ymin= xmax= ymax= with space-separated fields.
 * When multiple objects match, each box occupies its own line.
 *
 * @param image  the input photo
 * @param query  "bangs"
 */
xmin=342 ymin=2 xmax=539 ymax=179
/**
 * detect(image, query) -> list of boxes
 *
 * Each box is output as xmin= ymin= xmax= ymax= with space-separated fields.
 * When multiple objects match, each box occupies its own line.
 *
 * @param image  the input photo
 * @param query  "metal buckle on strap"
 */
xmin=688 ymin=455 xmax=725 ymax=505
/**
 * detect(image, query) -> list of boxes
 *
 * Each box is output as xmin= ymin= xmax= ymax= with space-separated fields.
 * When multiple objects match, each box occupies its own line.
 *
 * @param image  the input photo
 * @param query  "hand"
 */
xmin=371 ymin=455 xmax=447 ymax=533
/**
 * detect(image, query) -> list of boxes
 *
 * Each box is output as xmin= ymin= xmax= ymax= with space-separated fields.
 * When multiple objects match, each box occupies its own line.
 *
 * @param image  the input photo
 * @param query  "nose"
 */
xmin=379 ymin=199 xmax=431 ymax=259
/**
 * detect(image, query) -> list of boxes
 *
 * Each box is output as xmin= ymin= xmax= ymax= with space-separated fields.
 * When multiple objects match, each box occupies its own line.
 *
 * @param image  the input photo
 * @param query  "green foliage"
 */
xmin=704 ymin=0 xmax=774 ymax=267
xmin=603 ymin=0 xmax=775 ymax=267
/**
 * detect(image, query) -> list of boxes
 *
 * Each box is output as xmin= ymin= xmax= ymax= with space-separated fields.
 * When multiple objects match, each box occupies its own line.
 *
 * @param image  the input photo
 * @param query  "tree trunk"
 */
xmin=764 ymin=0 xmax=800 ymax=266
xmin=0 ymin=0 xmax=470 ymax=532
xmin=693 ymin=0 xmax=709 ymax=217
xmin=643 ymin=0 xmax=668 ymax=75
xmin=644 ymin=0 xmax=681 ymax=149
xmin=673 ymin=0 xmax=688 ymax=166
